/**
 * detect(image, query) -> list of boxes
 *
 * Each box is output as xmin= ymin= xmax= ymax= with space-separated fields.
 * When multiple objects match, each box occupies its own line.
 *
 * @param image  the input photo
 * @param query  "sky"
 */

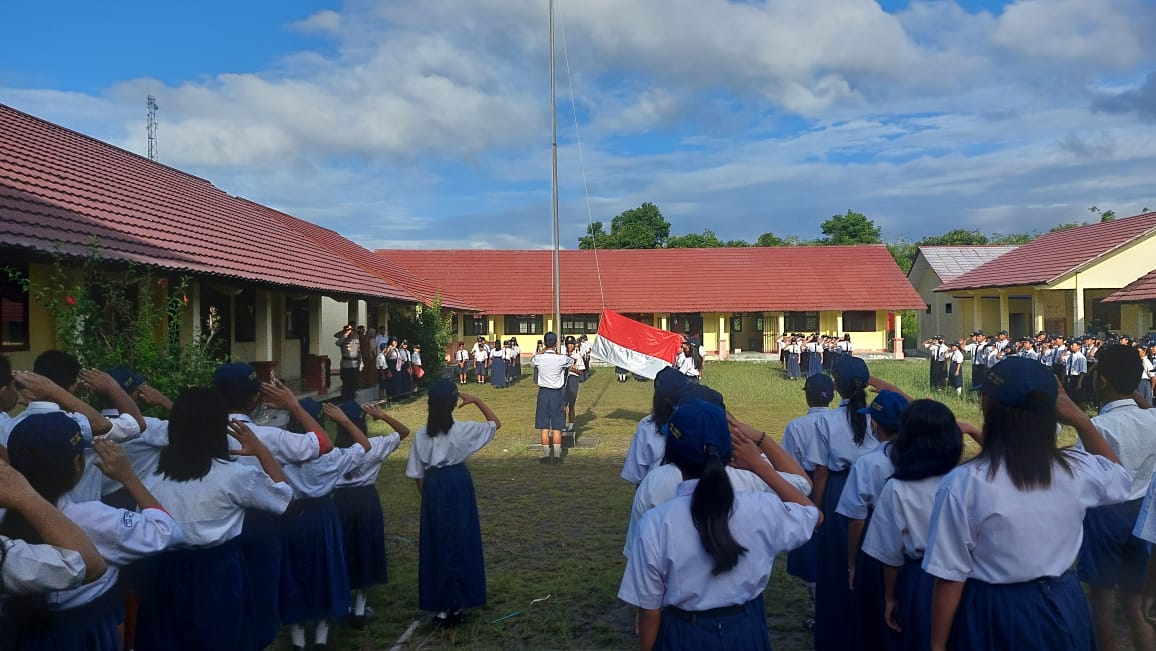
xmin=3 ymin=0 xmax=1156 ymax=250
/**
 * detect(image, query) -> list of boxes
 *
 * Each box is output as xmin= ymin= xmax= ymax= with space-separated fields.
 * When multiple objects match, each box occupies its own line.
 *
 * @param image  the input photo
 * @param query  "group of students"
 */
xmin=455 ymin=336 xmax=524 ymax=389
xmin=780 ymin=333 xmax=855 ymax=381
xmin=0 ymin=349 xmax=505 ymax=650
xmin=617 ymin=342 xmax=1156 ymax=651
xmin=374 ymin=336 xmax=423 ymax=401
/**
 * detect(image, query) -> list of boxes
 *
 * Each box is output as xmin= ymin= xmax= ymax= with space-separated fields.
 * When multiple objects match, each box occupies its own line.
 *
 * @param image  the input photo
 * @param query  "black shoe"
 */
xmin=539 ymin=457 xmax=552 ymax=465
xmin=552 ymin=456 xmax=564 ymax=464
xmin=315 ymin=645 xmax=327 ymax=651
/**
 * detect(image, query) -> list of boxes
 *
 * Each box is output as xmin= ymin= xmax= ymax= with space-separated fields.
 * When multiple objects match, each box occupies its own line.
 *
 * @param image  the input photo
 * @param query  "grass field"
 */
xmin=314 ymin=359 xmax=1078 ymax=650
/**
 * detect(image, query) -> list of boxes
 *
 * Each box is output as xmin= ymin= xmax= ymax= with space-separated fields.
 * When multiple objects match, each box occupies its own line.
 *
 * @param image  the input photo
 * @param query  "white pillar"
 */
xmin=971 ymin=294 xmax=982 ymax=333
xmin=893 ymin=311 xmax=904 ymax=358
xmin=835 ymin=312 xmax=844 ymax=334
xmin=1073 ymin=278 xmax=1085 ymax=335
xmin=776 ymin=313 xmax=786 ymax=347
xmin=998 ymin=289 xmax=1010 ymax=333
xmin=1032 ymin=290 xmax=1044 ymax=335
xmin=660 ymin=314 xmax=668 ymax=330
xmin=718 ymin=315 xmax=726 ymax=356
xmin=255 ymin=290 xmax=274 ymax=361
xmin=308 ymin=295 xmax=324 ymax=355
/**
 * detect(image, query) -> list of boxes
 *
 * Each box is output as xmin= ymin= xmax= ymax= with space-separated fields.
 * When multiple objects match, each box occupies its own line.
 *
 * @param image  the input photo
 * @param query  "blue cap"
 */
xmin=980 ymin=356 xmax=1057 ymax=410
xmin=106 ymin=365 xmax=147 ymax=394
xmin=213 ymin=362 xmax=262 ymax=404
xmin=338 ymin=400 xmax=366 ymax=432
xmin=286 ymin=397 xmax=325 ymax=434
xmin=803 ymin=373 xmax=835 ymax=402
xmin=663 ymin=400 xmax=732 ymax=467
xmin=544 ymin=332 xmax=558 ymax=348
xmin=857 ymin=390 xmax=909 ymax=432
xmin=428 ymin=378 xmax=458 ymax=402
xmin=834 ymin=355 xmax=870 ymax=393
xmin=7 ymin=413 xmax=88 ymax=481
xmin=654 ymin=367 xmax=690 ymax=399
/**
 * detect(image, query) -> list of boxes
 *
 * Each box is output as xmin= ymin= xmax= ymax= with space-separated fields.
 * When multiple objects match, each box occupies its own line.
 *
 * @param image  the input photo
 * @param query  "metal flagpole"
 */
xmin=550 ymin=0 xmax=562 ymax=336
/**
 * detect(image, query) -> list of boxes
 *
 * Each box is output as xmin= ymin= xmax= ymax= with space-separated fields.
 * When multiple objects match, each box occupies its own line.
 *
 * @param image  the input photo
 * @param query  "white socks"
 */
xmin=315 ymin=619 xmax=330 ymax=644
xmin=290 ymin=620 xmax=330 ymax=646
xmin=290 ymin=625 xmax=305 ymax=647
xmin=354 ymin=590 xmax=367 ymax=616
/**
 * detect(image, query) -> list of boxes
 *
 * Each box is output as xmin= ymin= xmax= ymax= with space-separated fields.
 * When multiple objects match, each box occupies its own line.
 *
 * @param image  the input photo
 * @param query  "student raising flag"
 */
xmin=591 ymin=310 xmax=684 ymax=380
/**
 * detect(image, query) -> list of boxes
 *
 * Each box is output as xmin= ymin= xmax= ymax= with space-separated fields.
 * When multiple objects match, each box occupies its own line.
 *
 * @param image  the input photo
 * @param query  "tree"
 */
xmin=917 ymin=229 xmax=989 ymax=246
xmin=577 ymin=202 xmax=671 ymax=249
xmin=820 ymin=210 xmax=882 ymax=245
xmin=1089 ymin=206 xmax=1115 ymax=222
xmin=666 ymin=229 xmax=725 ymax=249
xmin=990 ymin=232 xmax=1035 ymax=244
xmin=724 ymin=239 xmax=751 ymax=248
xmin=755 ymin=232 xmax=787 ymax=247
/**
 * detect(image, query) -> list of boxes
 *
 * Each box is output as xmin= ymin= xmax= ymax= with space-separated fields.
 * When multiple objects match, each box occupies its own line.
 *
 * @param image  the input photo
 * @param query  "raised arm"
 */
xmin=322 ymin=402 xmax=372 ymax=452
xmin=92 ymin=439 xmax=162 ymax=511
xmin=458 ymin=393 xmax=501 ymax=430
xmin=229 ymin=421 xmax=288 ymax=484
xmin=725 ymin=412 xmax=808 ymax=479
xmin=1056 ymin=379 xmax=1119 ymax=464
xmin=81 ymin=369 xmax=147 ymax=434
xmin=362 ymin=403 xmax=411 ymax=440
xmin=13 ymin=371 xmax=112 ymax=436
xmin=260 ymin=380 xmax=332 ymax=455
xmin=730 ymin=433 xmax=817 ymax=514
xmin=867 ymin=376 xmax=913 ymax=404
xmin=137 ymin=384 xmax=174 ymax=412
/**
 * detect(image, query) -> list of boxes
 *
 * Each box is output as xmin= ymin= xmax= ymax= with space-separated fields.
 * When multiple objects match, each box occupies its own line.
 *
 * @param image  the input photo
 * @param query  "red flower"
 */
xmin=182 ymin=295 xmax=189 ymax=305
xmin=65 ymin=296 xmax=76 ymax=305
xmin=156 ymin=278 xmax=167 ymax=286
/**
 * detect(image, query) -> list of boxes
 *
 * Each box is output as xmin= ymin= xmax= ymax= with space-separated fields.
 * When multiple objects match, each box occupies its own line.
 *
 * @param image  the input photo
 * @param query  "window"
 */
xmin=842 ymin=310 xmax=877 ymax=332
xmin=450 ymin=313 xmax=460 ymax=335
xmin=945 ymin=303 xmax=953 ymax=314
xmin=1089 ymin=297 xmax=1121 ymax=333
xmin=784 ymin=311 xmax=819 ymax=332
xmin=463 ymin=315 xmax=489 ymax=336
xmin=755 ymin=316 xmax=764 ymax=331
xmin=668 ymin=313 xmax=703 ymax=336
xmin=234 ymin=288 xmax=256 ymax=342
xmin=562 ymin=314 xmax=599 ymax=335
xmin=1 ymin=268 xmax=29 ymax=352
xmin=285 ymin=299 xmax=308 ymax=340
xmin=504 ymin=314 xmax=543 ymax=335
xmin=925 ymin=304 xmax=932 ymax=314
xmin=731 ymin=314 xmax=743 ymax=332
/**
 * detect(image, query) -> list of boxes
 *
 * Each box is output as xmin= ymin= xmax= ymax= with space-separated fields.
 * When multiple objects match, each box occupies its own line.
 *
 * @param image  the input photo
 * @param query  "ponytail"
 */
xmin=847 ymin=378 xmax=869 ymax=446
xmin=690 ymin=450 xmax=748 ymax=575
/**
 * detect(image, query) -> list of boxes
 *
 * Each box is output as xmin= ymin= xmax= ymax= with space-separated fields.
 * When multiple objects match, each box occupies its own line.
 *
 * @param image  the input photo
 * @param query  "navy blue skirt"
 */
xmin=854 ymin=543 xmax=900 ymax=650
xmin=657 ymin=594 xmax=770 ymax=651
xmin=807 ymin=352 xmax=823 ymax=377
xmin=280 ymin=496 xmax=351 ymax=624
xmin=786 ymin=353 xmax=802 ymax=379
xmin=0 ymin=586 xmax=123 ymax=651
xmin=1077 ymin=498 xmax=1148 ymax=592
xmin=787 ymin=470 xmax=820 ymax=583
xmin=815 ymin=469 xmax=854 ymax=651
xmin=419 ymin=463 xmax=486 ymax=613
xmin=235 ymin=508 xmax=283 ymax=649
xmin=951 ymin=572 xmax=1093 ymax=650
xmin=491 ymin=357 xmax=507 ymax=388
xmin=334 ymin=484 xmax=389 ymax=590
xmin=895 ymin=557 xmax=934 ymax=651
xmin=135 ymin=541 xmax=254 ymax=651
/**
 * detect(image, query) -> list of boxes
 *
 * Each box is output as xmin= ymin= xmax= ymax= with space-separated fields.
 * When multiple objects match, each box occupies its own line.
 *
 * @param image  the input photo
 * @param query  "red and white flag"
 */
xmin=592 ymin=309 xmax=683 ymax=379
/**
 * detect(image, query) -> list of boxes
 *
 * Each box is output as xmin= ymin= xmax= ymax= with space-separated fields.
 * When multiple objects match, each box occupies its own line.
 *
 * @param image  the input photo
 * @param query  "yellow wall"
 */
xmin=1051 ymin=235 xmax=1156 ymax=290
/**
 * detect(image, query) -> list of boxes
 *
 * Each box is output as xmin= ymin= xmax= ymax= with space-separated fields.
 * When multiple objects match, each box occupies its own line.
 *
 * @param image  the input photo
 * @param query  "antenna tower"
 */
xmin=146 ymin=95 xmax=159 ymax=161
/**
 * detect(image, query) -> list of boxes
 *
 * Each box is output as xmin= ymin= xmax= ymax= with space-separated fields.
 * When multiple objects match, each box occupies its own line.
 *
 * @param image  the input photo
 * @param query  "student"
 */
xmin=411 ymin=344 xmax=424 ymax=382
xmin=376 ymin=343 xmax=390 ymax=401
xmin=675 ymin=341 xmax=702 ymax=383
xmin=806 ymin=354 xmax=879 ymax=651
xmin=1 ymin=413 xmax=182 ymax=649
xmin=837 ymin=389 xmax=909 ymax=651
xmin=564 ymin=336 xmax=586 ymax=432
xmin=1138 ymin=345 xmax=1154 ymax=406
xmin=785 ymin=337 xmax=803 ymax=380
xmin=615 ymin=365 xmax=629 ymax=383
xmin=947 ymin=342 xmax=965 ymax=396
xmin=861 ymin=400 xmax=966 ymax=651
xmin=780 ymin=373 xmax=835 ymax=624
xmin=1075 ymin=344 xmax=1156 ymax=651
xmin=471 ymin=337 xmax=489 ymax=384
xmin=404 ymin=381 xmax=500 ymax=628
xmin=620 ymin=368 xmax=689 ymax=484
xmin=279 ymin=401 xmax=374 ymax=651
xmin=0 ymin=354 xmax=19 ymax=448
xmin=963 ymin=331 xmax=991 ymax=391
xmin=137 ymin=388 xmax=293 ymax=651
xmin=0 ymin=458 xmax=106 ymax=595
xmin=618 ymin=400 xmax=820 ymax=651
xmin=334 ymin=402 xmax=410 ymax=630
xmin=491 ymin=339 xmax=508 ymax=389
xmin=455 ymin=343 xmax=469 ymax=385
xmin=805 ymin=336 xmax=824 ymax=378
xmin=531 ymin=333 xmax=573 ymax=465
xmin=922 ymin=357 xmax=1129 ymax=650
xmin=510 ymin=338 xmax=523 ymax=381
xmin=1065 ymin=340 xmax=1089 ymax=403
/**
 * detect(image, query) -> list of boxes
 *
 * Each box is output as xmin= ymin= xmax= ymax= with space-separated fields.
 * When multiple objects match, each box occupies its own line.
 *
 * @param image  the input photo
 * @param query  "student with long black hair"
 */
xmin=405 ymin=379 xmax=500 ymax=628
xmin=136 ymin=388 xmax=293 ymax=651
xmin=861 ymin=399 xmax=965 ymax=651
xmin=806 ymin=354 xmax=878 ymax=651
xmin=618 ymin=399 xmax=819 ymax=650
xmin=0 ymin=413 xmax=181 ymax=650
xmin=922 ymin=357 xmax=1128 ymax=651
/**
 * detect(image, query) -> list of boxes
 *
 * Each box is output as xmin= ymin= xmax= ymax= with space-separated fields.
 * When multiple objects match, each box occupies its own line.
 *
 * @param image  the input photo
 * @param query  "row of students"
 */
xmin=456 ymin=337 xmax=524 ymax=387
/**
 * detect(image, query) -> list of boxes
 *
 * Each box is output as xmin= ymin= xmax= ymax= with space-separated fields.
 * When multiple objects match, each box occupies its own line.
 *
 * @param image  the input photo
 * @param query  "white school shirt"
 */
xmin=3 ymin=401 xmax=94 ymax=446
xmin=619 ymin=478 xmax=819 ymax=611
xmin=227 ymin=413 xmax=321 ymax=466
xmin=948 ymin=350 xmax=964 ymax=365
xmin=805 ymin=341 xmax=822 ymax=354
xmin=1072 ymin=399 xmax=1156 ymax=501
xmin=404 ymin=420 xmax=497 ymax=479
xmin=336 ymin=434 xmax=402 ymax=488
xmin=835 ymin=442 xmax=895 ymax=520
xmin=531 ymin=349 xmax=573 ymax=389
xmin=0 ymin=536 xmax=87 ymax=595
xmin=786 ymin=343 xmax=801 ymax=355
xmin=411 ymin=351 xmax=422 ymax=366
xmin=805 ymin=401 xmax=879 ymax=473
xmin=144 ymin=459 xmax=293 ymax=548
xmin=1019 ymin=349 xmax=1040 ymax=361
xmin=568 ymin=350 xmax=586 ymax=373
xmin=922 ymin=450 xmax=1131 ymax=584
xmin=12 ymin=401 xmax=143 ymax=444
xmin=455 ymin=349 xmax=469 ymax=363
xmin=1066 ymin=351 xmax=1088 ymax=375
xmin=283 ymin=444 xmax=367 ymax=499
xmin=1142 ymin=356 xmax=1154 ymax=380
xmin=623 ymin=463 xmax=813 ymax=557
xmin=0 ymin=412 xmax=13 ymax=446
xmin=471 ymin=344 xmax=489 ymax=363
xmin=48 ymin=496 xmax=182 ymax=609
xmin=98 ymin=416 xmax=170 ymax=498
xmin=676 ymin=353 xmax=699 ymax=378
xmin=861 ymin=476 xmax=942 ymax=566
xmin=781 ymin=407 xmax=831 ymax=472
xmin=620 ymin=416 xmax=664 ymax=484
xmin=512 ymin=344 xmax=521 ymax=359
xmin=376 ymin=351 xmax=388 ymax=370
xmin=837 ymin=340 xmax=853 ymax=354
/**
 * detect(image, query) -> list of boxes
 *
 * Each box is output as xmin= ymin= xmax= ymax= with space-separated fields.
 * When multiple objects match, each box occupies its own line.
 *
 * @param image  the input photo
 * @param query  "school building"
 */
xmin=931 ymin=212 xmax=1156 ymax=340
xmin=0 ymin=102 xmax=472 ymax=387
xmin=376 ymin=247 xmax=927 ymax=356
xmin=1102 ymin=268 xmax=1156 ymax=331
xmin=907 ymin=245 xmax=1018 ymax=343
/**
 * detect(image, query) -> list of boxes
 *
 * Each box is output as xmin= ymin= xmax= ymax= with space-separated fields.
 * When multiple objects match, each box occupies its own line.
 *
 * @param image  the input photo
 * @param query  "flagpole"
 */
xmin=550 ymin=0 xmax=562 ymax=336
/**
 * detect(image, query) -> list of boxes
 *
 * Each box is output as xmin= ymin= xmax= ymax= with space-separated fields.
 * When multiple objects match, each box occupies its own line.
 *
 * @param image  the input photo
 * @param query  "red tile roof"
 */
xmin=1103 ymin=268 xmax=1156 ymax=303
xmin=936 ymin=212 xmax=1156 ymax=292
xmin=0 ymin=103 xmax=412 ymax=301
xmin=377 ymin=246 xmax=926 ymax=314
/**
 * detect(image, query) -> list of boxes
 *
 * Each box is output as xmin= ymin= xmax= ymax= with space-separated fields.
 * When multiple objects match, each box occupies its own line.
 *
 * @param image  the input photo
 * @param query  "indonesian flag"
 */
xmin=592 ymin=309 xmax=683 ymax=379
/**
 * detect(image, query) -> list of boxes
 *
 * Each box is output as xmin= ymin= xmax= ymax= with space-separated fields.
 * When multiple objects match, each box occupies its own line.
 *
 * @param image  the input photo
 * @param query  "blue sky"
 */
xmin=3 ymin=0 xmax=1155 ymax=249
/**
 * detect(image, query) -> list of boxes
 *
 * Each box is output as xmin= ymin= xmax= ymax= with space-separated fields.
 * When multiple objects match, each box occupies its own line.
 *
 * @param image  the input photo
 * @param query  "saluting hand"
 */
xmin=92 ymin=439 xmax=133 ymax=482
xmin=321 ymin=402 xmax=350 ymax=423
xmin=362 ymin=403 xmax=387 ymax=421
xmin=0 ymin=458 xmax=39 ymax=509
xmin=258 ymin=379 xmax=295 ymax=411
xmin=137 ymin=384 xmax=173 ymax=410
xmin=11 ymin=371 xmax=66 ymax=403
xmin=457 ymin=393 xmax=477 ymax=409
xmin=729 ymin=432 xmax=763 ymax=471
xmin=79 ymin=369 xmax=119 ymax=395
xmin=228 ymin=420 xmax=265 ymax=456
